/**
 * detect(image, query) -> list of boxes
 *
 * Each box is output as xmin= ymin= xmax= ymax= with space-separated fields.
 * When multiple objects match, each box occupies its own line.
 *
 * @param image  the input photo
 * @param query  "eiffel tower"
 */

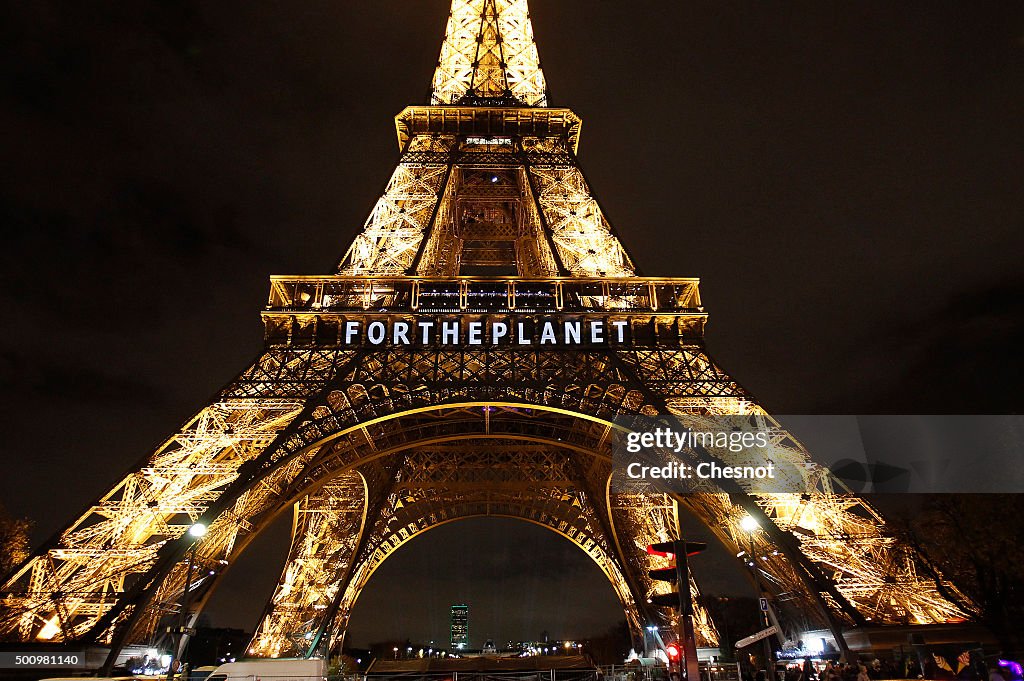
xmin=2 ymin=0 xmax=971 ymax=665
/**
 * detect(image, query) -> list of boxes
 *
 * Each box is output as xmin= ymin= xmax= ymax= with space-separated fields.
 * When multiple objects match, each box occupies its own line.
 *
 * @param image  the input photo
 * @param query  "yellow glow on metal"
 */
xmin=0 ymin=0 xmax=974 ymax=659
xmin=432 ymin=0 xmax=547 ymax=106
xmin=36 ymin=618 xmax=59 ymax=641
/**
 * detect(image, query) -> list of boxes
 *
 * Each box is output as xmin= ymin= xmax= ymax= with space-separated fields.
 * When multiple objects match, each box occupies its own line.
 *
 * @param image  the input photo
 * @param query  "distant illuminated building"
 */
xmin=450 ymin=604 xmax=469 ymax=650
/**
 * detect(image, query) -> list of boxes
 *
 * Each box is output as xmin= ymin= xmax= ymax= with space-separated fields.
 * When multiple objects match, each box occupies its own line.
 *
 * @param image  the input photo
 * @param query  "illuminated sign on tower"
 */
xmin=450 ymin=604 xmax=469 ymax=650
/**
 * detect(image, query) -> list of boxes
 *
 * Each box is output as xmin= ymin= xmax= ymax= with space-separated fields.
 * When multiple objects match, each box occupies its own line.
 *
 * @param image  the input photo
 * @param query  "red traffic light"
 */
xmin=648 ymin=567 xmax=678 ymax=582
xmin=666 ymin=644 xmax=680 ymax=658
xmin=646 ymin=543 xmax=675 ymax=559
xmin=647 ymin=540 xmax=709 ymax=559
xmin=649 ymin=593 xmax=679 ymax=608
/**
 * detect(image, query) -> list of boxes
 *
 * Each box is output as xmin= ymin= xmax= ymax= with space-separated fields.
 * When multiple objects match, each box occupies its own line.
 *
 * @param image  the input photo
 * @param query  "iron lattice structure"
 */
xmin=2 ymin=0 xmax=972 ymax=663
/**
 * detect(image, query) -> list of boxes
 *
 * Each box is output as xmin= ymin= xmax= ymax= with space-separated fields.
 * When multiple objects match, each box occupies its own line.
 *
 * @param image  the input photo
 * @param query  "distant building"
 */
xmin=450 ymin=604 xmax=469 ymax=649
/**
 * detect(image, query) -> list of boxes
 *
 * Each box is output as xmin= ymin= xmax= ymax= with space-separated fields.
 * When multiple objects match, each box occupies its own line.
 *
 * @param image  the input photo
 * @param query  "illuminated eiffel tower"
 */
xmin=2 ymin=0 xmax=970 ymax=665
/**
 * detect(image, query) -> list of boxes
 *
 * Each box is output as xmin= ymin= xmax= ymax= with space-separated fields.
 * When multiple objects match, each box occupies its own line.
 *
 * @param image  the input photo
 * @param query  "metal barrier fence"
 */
xmin=357 ymin=670 xmax=599 ymax=681
xmin=595 ymin=662 xmax=742 ymax=681
xmin=349 ymin=663 xmax=742 ymax=681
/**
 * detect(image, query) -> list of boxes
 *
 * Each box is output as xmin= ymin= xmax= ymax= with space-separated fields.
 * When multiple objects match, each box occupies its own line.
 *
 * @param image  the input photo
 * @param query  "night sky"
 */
xmin=3 ymin=1 xmax=1024 ymax=649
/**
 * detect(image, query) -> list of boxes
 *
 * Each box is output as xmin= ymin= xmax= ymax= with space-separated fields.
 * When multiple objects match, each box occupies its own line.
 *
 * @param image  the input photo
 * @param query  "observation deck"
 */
xmin=262 ymin=276 xmax=708 ymax=347
xmin=266 ymin=276 xmax=702 ymax=315
xmin=394 ymin=106 xmax=583 ymax=152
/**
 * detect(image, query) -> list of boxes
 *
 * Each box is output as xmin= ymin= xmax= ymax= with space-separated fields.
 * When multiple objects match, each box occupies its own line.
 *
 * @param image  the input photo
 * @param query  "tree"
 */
xmin=331 ymin=654 xmax=360 ymax=676
xmin=896 ymin=494 xmax=1024 ymax=655
xmin=583 ymin=620 xmax=633 ymax=665
xmin=0 ymin=503 xmax=31 ymax=580
xmin=698 ymin=595 xmax=764 ymax=659
xmin=0 ymin=503 xmax=33 ymax=639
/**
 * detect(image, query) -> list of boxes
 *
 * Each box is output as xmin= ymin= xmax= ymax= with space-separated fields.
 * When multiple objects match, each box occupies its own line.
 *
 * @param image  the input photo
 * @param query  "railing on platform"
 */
xmin=596 ymin=662 xmax=741 ymax=681
xmin=347 ymin=663 xmax=741 ymax=681
xmin=267 ymin=277 xmax=703 ymax=315
xmin=357 ymin=670 xmax=598 ymax=681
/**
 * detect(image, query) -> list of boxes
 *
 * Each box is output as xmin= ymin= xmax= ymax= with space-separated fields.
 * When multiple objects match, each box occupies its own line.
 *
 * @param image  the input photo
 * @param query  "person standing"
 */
xmin=802 ymin=658 xmax=817 ymax=681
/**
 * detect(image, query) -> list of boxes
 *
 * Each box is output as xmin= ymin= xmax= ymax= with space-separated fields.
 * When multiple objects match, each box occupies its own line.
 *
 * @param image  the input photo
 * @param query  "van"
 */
xmin=205 ymin=657 xmax=327 ymax=681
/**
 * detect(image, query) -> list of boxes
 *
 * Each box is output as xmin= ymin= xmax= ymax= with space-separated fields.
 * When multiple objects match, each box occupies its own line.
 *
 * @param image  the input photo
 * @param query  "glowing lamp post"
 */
xmin=739 ymin=514 xmax=776 ymax=681
xmin=166 ymin=522 xmax=207 ymax=681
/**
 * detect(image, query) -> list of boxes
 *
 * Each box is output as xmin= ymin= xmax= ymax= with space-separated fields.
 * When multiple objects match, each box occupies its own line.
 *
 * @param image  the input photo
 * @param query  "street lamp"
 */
xmin=739 ymin=515 xmax=775 ymax=681
xmin=167 ymin=522 xmax=207 ymax=681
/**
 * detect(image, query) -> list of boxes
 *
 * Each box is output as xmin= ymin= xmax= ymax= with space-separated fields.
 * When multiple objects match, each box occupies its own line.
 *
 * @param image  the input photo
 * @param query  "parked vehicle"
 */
xmin=205 ymin=657 xmax=327 ymax=681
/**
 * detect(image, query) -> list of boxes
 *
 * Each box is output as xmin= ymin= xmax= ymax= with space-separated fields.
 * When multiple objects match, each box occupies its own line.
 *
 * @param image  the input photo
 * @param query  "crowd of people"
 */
xmin=814 ymin=659 xmax=902 ymax=681
xmin=743 ymin=658 xmax=903 ymax=681
xmin=744 ymin=655 xmax=1020 ymax=681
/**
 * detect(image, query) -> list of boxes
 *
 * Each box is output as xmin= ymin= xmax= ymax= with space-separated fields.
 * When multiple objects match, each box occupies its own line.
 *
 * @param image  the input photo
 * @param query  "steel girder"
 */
xmin=336 ymin=139 xmax=636 ymax=280
xmin=1 ymin=345 xmax=970 ymax=658
xmin=248 ymin=441 xmax=679 ymax=657
xmin=431 ymin=0 xmax=547 ymax=107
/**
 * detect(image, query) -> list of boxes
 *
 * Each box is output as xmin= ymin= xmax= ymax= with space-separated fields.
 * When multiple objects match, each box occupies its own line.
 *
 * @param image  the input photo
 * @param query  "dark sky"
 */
xmin=2 ymin=0 xmax=1024 ymax=648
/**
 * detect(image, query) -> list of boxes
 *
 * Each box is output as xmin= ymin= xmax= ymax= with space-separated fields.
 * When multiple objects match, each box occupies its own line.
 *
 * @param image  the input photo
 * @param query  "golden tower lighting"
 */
xmin=1 ymin=0 xmax=971 ymax=667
